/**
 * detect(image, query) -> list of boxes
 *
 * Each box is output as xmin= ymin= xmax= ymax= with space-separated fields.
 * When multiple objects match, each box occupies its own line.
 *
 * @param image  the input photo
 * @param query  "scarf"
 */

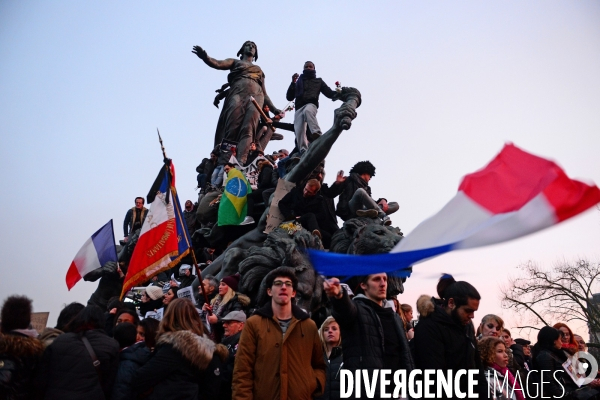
xmin=562 ymin=342 xmax=578 ymax=356
xmin=295 ymin=69 xmax=317 ymax=98
xmin=491 ymin=363 xmax=525 ymax=400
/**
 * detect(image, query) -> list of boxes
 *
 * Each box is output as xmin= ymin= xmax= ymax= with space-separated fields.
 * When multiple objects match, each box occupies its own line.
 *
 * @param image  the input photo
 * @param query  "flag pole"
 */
xmin=156 ymin=128 xmax=210 ymax=308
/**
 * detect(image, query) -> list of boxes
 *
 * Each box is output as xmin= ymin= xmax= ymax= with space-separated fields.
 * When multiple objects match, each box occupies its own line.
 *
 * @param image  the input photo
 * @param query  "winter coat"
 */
xmin=315 ymin=346 xmax=343 ymax=400
xmin=278 ymin=186 xmax=327 ymax=221
xmin=256 ymin=162 xmax=275 ymax=191
xmin=0 ymin=331 xmax=44 ymax=400
xmin=335 ymin=173 xmax=372 ymax=221
xmin=286 ymin=77 xmax=337 ymax=110
xmin=131 ymin=330 xmax=227 ymax=400
xmin=112 ymin=342 xmax=151 ymax=400
xmin=330 ymin=291 xmax=414 ymax=399
xmin=232 ymin=302 xmax=327 ymax=400
xmin=37 ymin=329 xmax=120 ymax=400
xmin=197 ymin=157 xmax=217 ymax=178
xmin=208 ymin=293 xmax=251 ymax=341
xmin=38 ymin=328 xmax=63 ymax=348
xmin=484 ymin=367 xmax=518 ymax=400
xmin=532 ymin=347 xmax=578 ymax=398
xmin=413 ymin=295 xmax=489 ymax=399
xmin=219 ymin=332 xmax=241 ymax=400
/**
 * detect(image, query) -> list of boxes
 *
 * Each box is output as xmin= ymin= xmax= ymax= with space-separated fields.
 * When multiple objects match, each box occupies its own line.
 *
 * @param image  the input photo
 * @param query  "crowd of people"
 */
xmin=2 ymin=271 xmax=599 ymax=399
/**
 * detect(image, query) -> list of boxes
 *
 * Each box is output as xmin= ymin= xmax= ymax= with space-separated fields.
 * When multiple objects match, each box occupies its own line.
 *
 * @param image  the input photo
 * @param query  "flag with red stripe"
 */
xmin=66 ymin=220 xmax=117 ymax=290
xmin=120 ymin=160 xmax=191 ymax=297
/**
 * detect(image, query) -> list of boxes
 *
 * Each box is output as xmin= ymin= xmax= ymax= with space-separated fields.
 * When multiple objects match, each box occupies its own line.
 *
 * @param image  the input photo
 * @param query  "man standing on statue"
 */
xmin=192 ymin=41 xmax=282 ymax=164
xmin=286 ymin=61 xmax=339 ymax=154
xmin=123 ymin=197 xmax=147 ymax=242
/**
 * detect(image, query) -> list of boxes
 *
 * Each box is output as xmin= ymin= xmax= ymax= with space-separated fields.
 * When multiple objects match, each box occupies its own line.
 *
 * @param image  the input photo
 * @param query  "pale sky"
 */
xmin=1 ymin=1 xmax=599 ymax=340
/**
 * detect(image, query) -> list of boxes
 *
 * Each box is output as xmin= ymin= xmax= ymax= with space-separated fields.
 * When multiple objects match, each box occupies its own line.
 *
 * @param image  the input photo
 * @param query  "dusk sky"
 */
xmin=1 ymin=1 xmax=599 ymax=339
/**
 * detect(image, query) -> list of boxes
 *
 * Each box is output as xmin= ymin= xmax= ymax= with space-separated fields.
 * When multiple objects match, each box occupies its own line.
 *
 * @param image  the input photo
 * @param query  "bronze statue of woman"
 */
xmin=192 ymin=41 xmax=281 ymax=164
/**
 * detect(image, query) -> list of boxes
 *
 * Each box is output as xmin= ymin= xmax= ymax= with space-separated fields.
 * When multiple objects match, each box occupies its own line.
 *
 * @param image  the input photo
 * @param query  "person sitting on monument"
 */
xmin=278 ymin=179 xmax=329 ymax=242
xmin=211 ymin=144 xmax=236 ymax=188
xmin=286 ymin=61 xmax=339 ymax=154
xmin=335 ymin=160 xmax=393 ymax=226
xmin=123 ymin=197 xmax=148 ymax=242
xmin=196 ymin=151 xmax=217 ymax=194
xmin=246 ymin=157 xmax=275 ymax=220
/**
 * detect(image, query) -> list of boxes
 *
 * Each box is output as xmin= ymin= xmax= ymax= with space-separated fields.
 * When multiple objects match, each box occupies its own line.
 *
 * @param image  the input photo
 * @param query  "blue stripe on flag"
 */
xmin=91 ymin=220 xmax=118 ymax=267
xmin=308 ymin=243 xmax=455 ymax=278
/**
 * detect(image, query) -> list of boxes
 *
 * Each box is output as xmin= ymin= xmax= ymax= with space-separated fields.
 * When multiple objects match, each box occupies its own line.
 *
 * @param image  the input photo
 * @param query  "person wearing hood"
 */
xmin=323 ymin=273 xmax=414 ymax=400
xmin=233 ymin=267 xmax=326 ymax=400
xmin=412 ymin=274 xmax=489 ymax=399
xmin=0 ymin=295 xmax=44 ymax=400
xmin=286 ymin=61 xmax=338 ymax=154
xmin=131 ymin=298 xmax=228 ymax=399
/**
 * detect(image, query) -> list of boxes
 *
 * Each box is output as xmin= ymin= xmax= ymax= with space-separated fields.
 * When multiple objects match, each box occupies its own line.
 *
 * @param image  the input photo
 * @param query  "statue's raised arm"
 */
xmin=192 ymin=45 xmax=235 ymax=71
xmin=192 ymin=41 xmax=279 ymax=164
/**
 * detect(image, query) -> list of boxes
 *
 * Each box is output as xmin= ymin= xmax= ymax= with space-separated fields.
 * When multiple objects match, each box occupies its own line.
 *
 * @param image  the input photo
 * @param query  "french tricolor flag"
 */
xmin=310 ymin=144 xmax=600 ymax=277
xmin=66 ymin=220 xmax=118 ymax=290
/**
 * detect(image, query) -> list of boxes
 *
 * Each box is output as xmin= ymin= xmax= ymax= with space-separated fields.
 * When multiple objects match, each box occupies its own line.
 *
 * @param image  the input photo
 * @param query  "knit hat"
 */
xmin=221 ymin=273 xmax=240 ymax=292
xmin=145 ymin=285 xmax=164 ymax=301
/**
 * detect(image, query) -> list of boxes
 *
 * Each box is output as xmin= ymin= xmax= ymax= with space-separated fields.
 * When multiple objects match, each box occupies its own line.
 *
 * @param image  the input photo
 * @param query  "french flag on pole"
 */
xmin=66 ymin=220 xmax=118 ymax=290
xmin=310 ymin=144 xmax=600 ymax=277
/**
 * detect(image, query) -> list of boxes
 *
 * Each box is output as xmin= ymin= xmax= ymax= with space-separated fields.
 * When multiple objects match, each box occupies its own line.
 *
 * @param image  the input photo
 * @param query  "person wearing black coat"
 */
xmin=36 ymin=306 xmax=120 ymax=400
xmin=131 ymin=299 xmax=228 ymax=400
xmin=112 ymin=341 xmax=151 ymax=400
xmin=278 ymin=180 xmax=328 ymax=239
xmin=84 ymin=261 xmax=125 ymax=311
xmin=315 ymin=317 xmax=344 ymax=400
xmin=531 ymin=326 xmax=580 ymax=399
xmin=246 ymin=159 xmax=275 ymax=219
xmin=412 ymin=276 xmax=489 ymax=400
xmin=196 ymin=152 xmax=217 ymax=191
xmin=324 ymin=274 xmax=414 ymax=400
xmin=286 ymin=61 xmax=338 ymax=152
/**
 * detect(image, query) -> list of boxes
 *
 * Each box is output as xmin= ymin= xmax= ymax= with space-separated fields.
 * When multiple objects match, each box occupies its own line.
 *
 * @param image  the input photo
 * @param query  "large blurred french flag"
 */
xmin=310 ymin=144 xmax=600 ymax=277
xmin=66 ymin=220 xmax=118 ymax=290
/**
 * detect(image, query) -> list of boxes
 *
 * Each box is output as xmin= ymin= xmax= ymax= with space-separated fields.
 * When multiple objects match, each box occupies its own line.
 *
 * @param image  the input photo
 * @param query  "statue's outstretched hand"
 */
xmin=333 ymin=103 xmax=358 ymax=131
xmin=192 ymin=45 xmax=207 ymax=60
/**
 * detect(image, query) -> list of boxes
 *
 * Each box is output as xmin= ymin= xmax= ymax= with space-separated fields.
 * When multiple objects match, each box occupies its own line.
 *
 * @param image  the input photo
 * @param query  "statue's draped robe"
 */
xmin=214 ymin=60 xmax=277 ymax=163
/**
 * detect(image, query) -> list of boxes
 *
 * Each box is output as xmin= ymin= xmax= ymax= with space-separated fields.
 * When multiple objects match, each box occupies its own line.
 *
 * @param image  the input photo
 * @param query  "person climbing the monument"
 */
xmin=123 ymin=197 xmax=147 ymax=242
xmin=192 ymin=41 xmax=282 ymax=165
xmin=335 ymin=161 xmax=394 ymax=226
xmin=286 ymin=61 xmax=339 ymax=154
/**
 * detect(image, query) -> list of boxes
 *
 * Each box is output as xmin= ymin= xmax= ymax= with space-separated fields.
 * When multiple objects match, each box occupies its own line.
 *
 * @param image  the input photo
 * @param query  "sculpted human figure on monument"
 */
xmin=192 ymin=41 xmax=282 ymax=164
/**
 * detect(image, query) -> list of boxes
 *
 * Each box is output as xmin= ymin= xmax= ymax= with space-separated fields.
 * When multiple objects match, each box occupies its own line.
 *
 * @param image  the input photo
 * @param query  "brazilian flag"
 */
xmin=218 ymin=168 xmax=252 ymax=226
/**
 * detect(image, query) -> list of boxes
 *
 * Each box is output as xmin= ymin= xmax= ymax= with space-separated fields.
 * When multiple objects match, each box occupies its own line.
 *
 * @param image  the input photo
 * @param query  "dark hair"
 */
xmin=349 ymin=161 xmax=376 ymax=177
xmin=537 ymin=326 xmax=561 ymax=348
xmin=305 ymin=61 xmax=315 ymax=67
xmin=66 ymin=305 xmax=105 ymax=333
xmin=56 ymin=302 xmax=85 ymax=331
xmin=135 ymin=197 xmax=145 ymax=204
xmin=264 ymin=267 xmax=298 ymax=292
xmin=113 ymin=322 xmax=137 ymax=349
xmin=224 ymin=163 xmax=236 ymax=169
xmin=1 ymin=295 xmax=33 ymax=333
xmin=237 ymin=40 xmax=258 ymax=61
xmin=106 ymin=296 xmax=123 ymax=312
xmin=436 ymin=274 xmax=480 ymax=307
xmin=115 ymin=309 xmax=140 ymax=327
xmin=139 ymin=318 xmax=160 ymax=349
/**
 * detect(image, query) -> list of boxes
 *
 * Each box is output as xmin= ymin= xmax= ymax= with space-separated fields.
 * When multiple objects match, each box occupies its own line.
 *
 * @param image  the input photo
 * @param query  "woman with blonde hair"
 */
xmin=316 ymin=317 xmax=343 ymax=400
xmin=202 ymin=273 xmax=250 ymax=340
xmin=131 ymin=299 xmax=228 ymax=399
xmin=477 ymin=314 xmax=504 ymax=339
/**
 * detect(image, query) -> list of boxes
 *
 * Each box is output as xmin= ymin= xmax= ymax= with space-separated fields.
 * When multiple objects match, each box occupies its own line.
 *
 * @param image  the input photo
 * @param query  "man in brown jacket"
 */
xmin=232 ymin=267 xmax=326 ymax=399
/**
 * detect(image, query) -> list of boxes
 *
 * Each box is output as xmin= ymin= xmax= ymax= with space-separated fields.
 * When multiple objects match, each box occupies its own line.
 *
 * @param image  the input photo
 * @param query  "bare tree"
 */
xmin=501 ymin=259 xmax=600 ymax=348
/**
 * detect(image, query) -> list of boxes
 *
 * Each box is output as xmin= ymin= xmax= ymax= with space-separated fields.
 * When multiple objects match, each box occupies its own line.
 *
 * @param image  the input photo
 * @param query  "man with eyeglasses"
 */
xmin=233 ymin=267 xmax=326 ymax=400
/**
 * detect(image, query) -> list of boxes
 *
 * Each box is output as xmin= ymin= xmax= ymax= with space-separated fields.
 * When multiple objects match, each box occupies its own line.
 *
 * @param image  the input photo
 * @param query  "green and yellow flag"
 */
xmin=218 ymin=168 xmax=252 ymax=226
